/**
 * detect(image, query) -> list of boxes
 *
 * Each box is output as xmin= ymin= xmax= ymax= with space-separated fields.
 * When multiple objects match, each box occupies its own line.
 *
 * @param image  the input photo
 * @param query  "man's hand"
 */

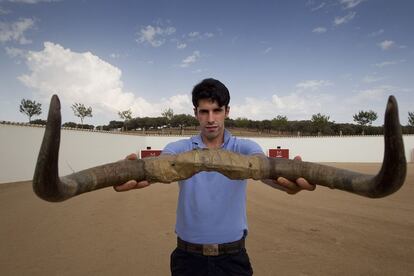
xmin=265 ymin=156 xmax=316 ymax=194
xmin=113 ymin=153 xmax=151 ymax=192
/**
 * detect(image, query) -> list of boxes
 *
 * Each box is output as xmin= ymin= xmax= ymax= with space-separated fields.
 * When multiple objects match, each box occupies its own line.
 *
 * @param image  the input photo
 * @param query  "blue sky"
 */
xmin=0 ymin=0 xmax=413 ymax=126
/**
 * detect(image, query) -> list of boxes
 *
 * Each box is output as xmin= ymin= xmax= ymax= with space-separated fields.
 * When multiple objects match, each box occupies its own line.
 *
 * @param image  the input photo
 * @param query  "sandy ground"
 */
xmin=1 ymin=163 xmax=413 ymax=276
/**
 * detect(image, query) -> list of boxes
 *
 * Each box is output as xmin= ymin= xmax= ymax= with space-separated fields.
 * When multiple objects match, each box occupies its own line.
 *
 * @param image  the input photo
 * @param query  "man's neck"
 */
xmin=201 ymin=132 xmax=225 ymax=149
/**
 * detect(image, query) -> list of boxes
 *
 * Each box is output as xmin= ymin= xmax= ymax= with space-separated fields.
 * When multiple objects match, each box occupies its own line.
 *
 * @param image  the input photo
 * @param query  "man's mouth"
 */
xmin=205 ymin=126 xmax=218 ymax=132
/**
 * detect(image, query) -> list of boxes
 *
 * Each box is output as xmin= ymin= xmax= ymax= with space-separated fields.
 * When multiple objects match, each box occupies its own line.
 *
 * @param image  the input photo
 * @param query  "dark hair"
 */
xmin=192 ymin=78 xmax=230 ymax=108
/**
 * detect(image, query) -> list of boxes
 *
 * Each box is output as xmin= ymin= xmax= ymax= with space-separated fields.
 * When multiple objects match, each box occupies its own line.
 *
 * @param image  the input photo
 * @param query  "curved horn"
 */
xmin=33 ymin=95 xmax=147 ymax=202
xmin=33 ymin=95 xmax=406 ymax=202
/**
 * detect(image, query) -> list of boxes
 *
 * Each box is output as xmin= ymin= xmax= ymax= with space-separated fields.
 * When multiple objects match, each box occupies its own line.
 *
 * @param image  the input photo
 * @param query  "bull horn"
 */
xmin=33 ymin=95 xmax=406 ymax=202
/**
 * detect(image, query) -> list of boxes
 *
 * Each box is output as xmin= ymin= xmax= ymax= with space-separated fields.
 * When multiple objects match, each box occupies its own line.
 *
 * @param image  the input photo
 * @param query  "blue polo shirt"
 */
xmin=162 ymin=129 xmax=264 ymax=244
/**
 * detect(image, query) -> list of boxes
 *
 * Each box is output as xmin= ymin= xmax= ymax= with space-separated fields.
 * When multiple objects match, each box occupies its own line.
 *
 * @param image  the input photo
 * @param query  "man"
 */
xmin=114 ymin=78 xmax=315 ymax=275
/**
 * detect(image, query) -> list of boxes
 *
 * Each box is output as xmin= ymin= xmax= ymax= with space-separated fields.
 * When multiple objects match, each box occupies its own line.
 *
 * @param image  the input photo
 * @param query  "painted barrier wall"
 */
xmin=1 ymin=124 xmax=413 ymax=183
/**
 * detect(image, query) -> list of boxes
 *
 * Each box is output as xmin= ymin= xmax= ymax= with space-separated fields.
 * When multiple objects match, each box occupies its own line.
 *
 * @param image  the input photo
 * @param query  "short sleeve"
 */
xmin=162 ymin=139 xmax=191 ymax=155
xmin=238 ymin=139 xmax=264 ymax=156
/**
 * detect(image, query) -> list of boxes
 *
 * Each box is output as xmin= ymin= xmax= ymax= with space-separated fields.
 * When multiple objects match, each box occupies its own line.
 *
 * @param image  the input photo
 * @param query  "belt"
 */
xmin=177 ymin=237 xmax=245 ymax=256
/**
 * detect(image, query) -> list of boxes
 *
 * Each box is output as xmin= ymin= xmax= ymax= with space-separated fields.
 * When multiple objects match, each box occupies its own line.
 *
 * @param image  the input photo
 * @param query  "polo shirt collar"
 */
xmin=191 ymin=129 xmax=232 ymax=149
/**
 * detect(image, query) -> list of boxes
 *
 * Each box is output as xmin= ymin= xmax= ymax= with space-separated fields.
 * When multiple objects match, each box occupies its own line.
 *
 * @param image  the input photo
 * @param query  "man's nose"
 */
xmin=207 ymin=111 xmax=215 ymax=123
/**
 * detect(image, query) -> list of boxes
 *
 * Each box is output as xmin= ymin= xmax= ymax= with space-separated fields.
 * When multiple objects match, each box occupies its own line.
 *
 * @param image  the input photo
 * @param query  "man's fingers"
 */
xmin=113 ymin=180 xmax=150 ymax=192
xmin=293 ymin=155 xmax=302 ymax=161
xmin=276 ymin=177 xmax=300 ymax=194
xmin=275 ymin=176 xmax=316 ymax=194
xmin=126 ymin=153 xmax=138 ymax=160
xmin=114 ymin=180 xmax=137 ymax=192
xmin=136 ymin=180 xmax=151 ymax=188
xmin=296 ymin=177 xmax=316 ymax=191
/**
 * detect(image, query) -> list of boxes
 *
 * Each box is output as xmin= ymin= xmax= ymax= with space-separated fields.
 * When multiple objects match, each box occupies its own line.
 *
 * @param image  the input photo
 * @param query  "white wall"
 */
xmin=1 ymin=124 xmax=413 ymax=183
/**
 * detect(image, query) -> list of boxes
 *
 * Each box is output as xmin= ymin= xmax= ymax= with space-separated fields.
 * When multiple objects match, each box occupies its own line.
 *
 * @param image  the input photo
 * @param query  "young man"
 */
xmin=114 ymin=78 xmax=315 ymax=275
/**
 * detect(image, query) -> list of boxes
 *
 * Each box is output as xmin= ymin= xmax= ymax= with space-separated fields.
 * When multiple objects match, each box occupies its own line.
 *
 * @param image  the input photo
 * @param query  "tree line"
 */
xmin=18 ymin=98 xmax=414 ymax=135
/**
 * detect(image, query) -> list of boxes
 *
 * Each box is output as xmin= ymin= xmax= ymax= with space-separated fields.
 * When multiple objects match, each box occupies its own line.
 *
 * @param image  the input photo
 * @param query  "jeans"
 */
xmin=170 ymin=247 xmax=253 ymax=276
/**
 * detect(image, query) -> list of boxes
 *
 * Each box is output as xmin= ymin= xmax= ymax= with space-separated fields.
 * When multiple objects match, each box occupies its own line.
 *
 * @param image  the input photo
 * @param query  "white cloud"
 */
xmin=192 ymin=69 xmax=203 ymax=74
xmin=188 ymin=31 xmax=199 ymax=38
xmin=185 ymin=31 xmax=215 ymax=41
xmin=180 ymin=50 xmax=200 ymax=68
xmin=229 ymin=85 xmax=410 ymax=124
xmin=311 ymin=2 xmax=326 ymax=12
xmin=231 ymin=97 xmax=276 ymax=119
xmin=296 ymin=80 xmax=333 ymax=90
xmin=368 ymin=29 xmax=384 ymax=37
xmin=230 ymin=93 xmax=334 ymax=121
xmin=0 ymin=18 xmax=35 ymax=44
xmin=136 ymin=24 xmax=176 ymax=47
xmin=5 ymin=46 xmax=26 ymax=58
xmin=346 ymin=85 xmax=393 ymax=104
xmin=272 ymin=94 xmax=309 ymax=112
xmin=334 ymin=11 xmax=356 ymax=25
xmin=162 ymin=94 xmax=192 ymax=112
xmin=374 ymin=59 xmax=405 ymax=68
xmin=340 ymin=0 xmax=366 ymax=9
xmin=263 ymin=47 xmax=272 ymax=54
xmin=362 ymin=74 xmax=382 ymax=83
xmin=378 ymin=40 xmax=394 ymax=50
xmin=177 ymin=42 xmax=187 ymax=49
xmin=312 ymin=27 xmax=327 ymax=33
xmin=337 ymin=85 xmax=397 ymax=124
xmin=18 ymin=42 xmax=193 ymax=120
xmin=109 ymin=53 xmax=120 ymax=59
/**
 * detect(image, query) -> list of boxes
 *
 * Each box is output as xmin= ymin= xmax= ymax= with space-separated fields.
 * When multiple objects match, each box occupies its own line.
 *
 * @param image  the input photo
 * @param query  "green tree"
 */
xmin=30 ymin=119 xmax=47 ymax=126
xmin=19 ymin=99 xmax=42 ymax=122
xmin=118 ymin=109 xmax=132 ymax=131
xmin=170 ymin=114 xmax=197 ymax=128
xmin=271 ymin=115 xmax=288 ymax=133
xmin=234 ymin=117 xmax=250 ymax=129
xmin=162 ymin=108 xmax=174 ymax=121
xmin=353 ymin=110 xmax=378 ymax=126
xmin=408 ymin=111 xmax=414 ymax=127
xmin=353 ymin=110 xmax=378 ymax=135
xmin=107 ymin=120 xmax=124 ymax=130
xmin=311 ymin=113 xmax=331 ymax=135
xmin=118 ymin=109 xmax=132 ymax=121
xmin=162 ymin=108 xmax=174 ymax=130
xmin=261 ymin=120 xmax=272 ymax=133
xmin=71 ymin=103 xmax=92 ymax=124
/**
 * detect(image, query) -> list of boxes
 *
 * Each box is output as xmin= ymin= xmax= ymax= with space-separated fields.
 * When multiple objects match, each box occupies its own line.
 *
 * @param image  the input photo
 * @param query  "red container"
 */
xmin=268 ymin=148 xmax=289 ymax=159
xmin=140 ymin=150 xmax=162 ymax=158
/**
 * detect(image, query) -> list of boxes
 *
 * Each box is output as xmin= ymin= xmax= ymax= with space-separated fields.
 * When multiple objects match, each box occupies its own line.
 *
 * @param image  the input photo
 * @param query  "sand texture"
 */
xmin=1 ymin=163 xmax=413 ymax=275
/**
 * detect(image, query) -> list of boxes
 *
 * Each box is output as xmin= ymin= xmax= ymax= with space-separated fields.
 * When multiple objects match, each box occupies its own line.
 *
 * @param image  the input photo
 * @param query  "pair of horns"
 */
xmin=33 ymin=95 xmax=406 ymax=202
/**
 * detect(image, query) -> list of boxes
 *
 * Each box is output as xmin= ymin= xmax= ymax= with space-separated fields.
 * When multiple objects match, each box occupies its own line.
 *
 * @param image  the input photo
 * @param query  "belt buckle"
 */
xmin=203 ymin=244 xmax=219 ymax=256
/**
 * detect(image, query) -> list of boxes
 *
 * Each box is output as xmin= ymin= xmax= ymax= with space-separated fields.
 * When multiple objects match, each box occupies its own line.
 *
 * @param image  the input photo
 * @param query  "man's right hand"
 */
xmin=113 ymin=153 xmax=151 ymax=192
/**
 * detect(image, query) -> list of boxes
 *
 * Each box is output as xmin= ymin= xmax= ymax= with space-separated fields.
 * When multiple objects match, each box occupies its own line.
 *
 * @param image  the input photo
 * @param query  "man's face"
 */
xmin=194 ymin=99 xmax=229 ymax=142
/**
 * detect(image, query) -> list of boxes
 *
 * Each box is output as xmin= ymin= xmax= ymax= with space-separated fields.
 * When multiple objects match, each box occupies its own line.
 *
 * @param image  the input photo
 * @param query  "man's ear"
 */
xmin=225 ymin=106 xmax=230 ymax=118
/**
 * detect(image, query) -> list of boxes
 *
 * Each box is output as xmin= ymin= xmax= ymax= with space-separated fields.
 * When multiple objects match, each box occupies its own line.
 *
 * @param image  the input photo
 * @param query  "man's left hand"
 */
xmin=272 ymin=156 xmax=316 ymax=194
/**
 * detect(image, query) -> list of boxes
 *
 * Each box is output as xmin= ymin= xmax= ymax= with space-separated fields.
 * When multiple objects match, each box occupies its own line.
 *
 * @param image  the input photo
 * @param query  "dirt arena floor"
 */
xmin=1 ymin=163 xmax=413 ymax=275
